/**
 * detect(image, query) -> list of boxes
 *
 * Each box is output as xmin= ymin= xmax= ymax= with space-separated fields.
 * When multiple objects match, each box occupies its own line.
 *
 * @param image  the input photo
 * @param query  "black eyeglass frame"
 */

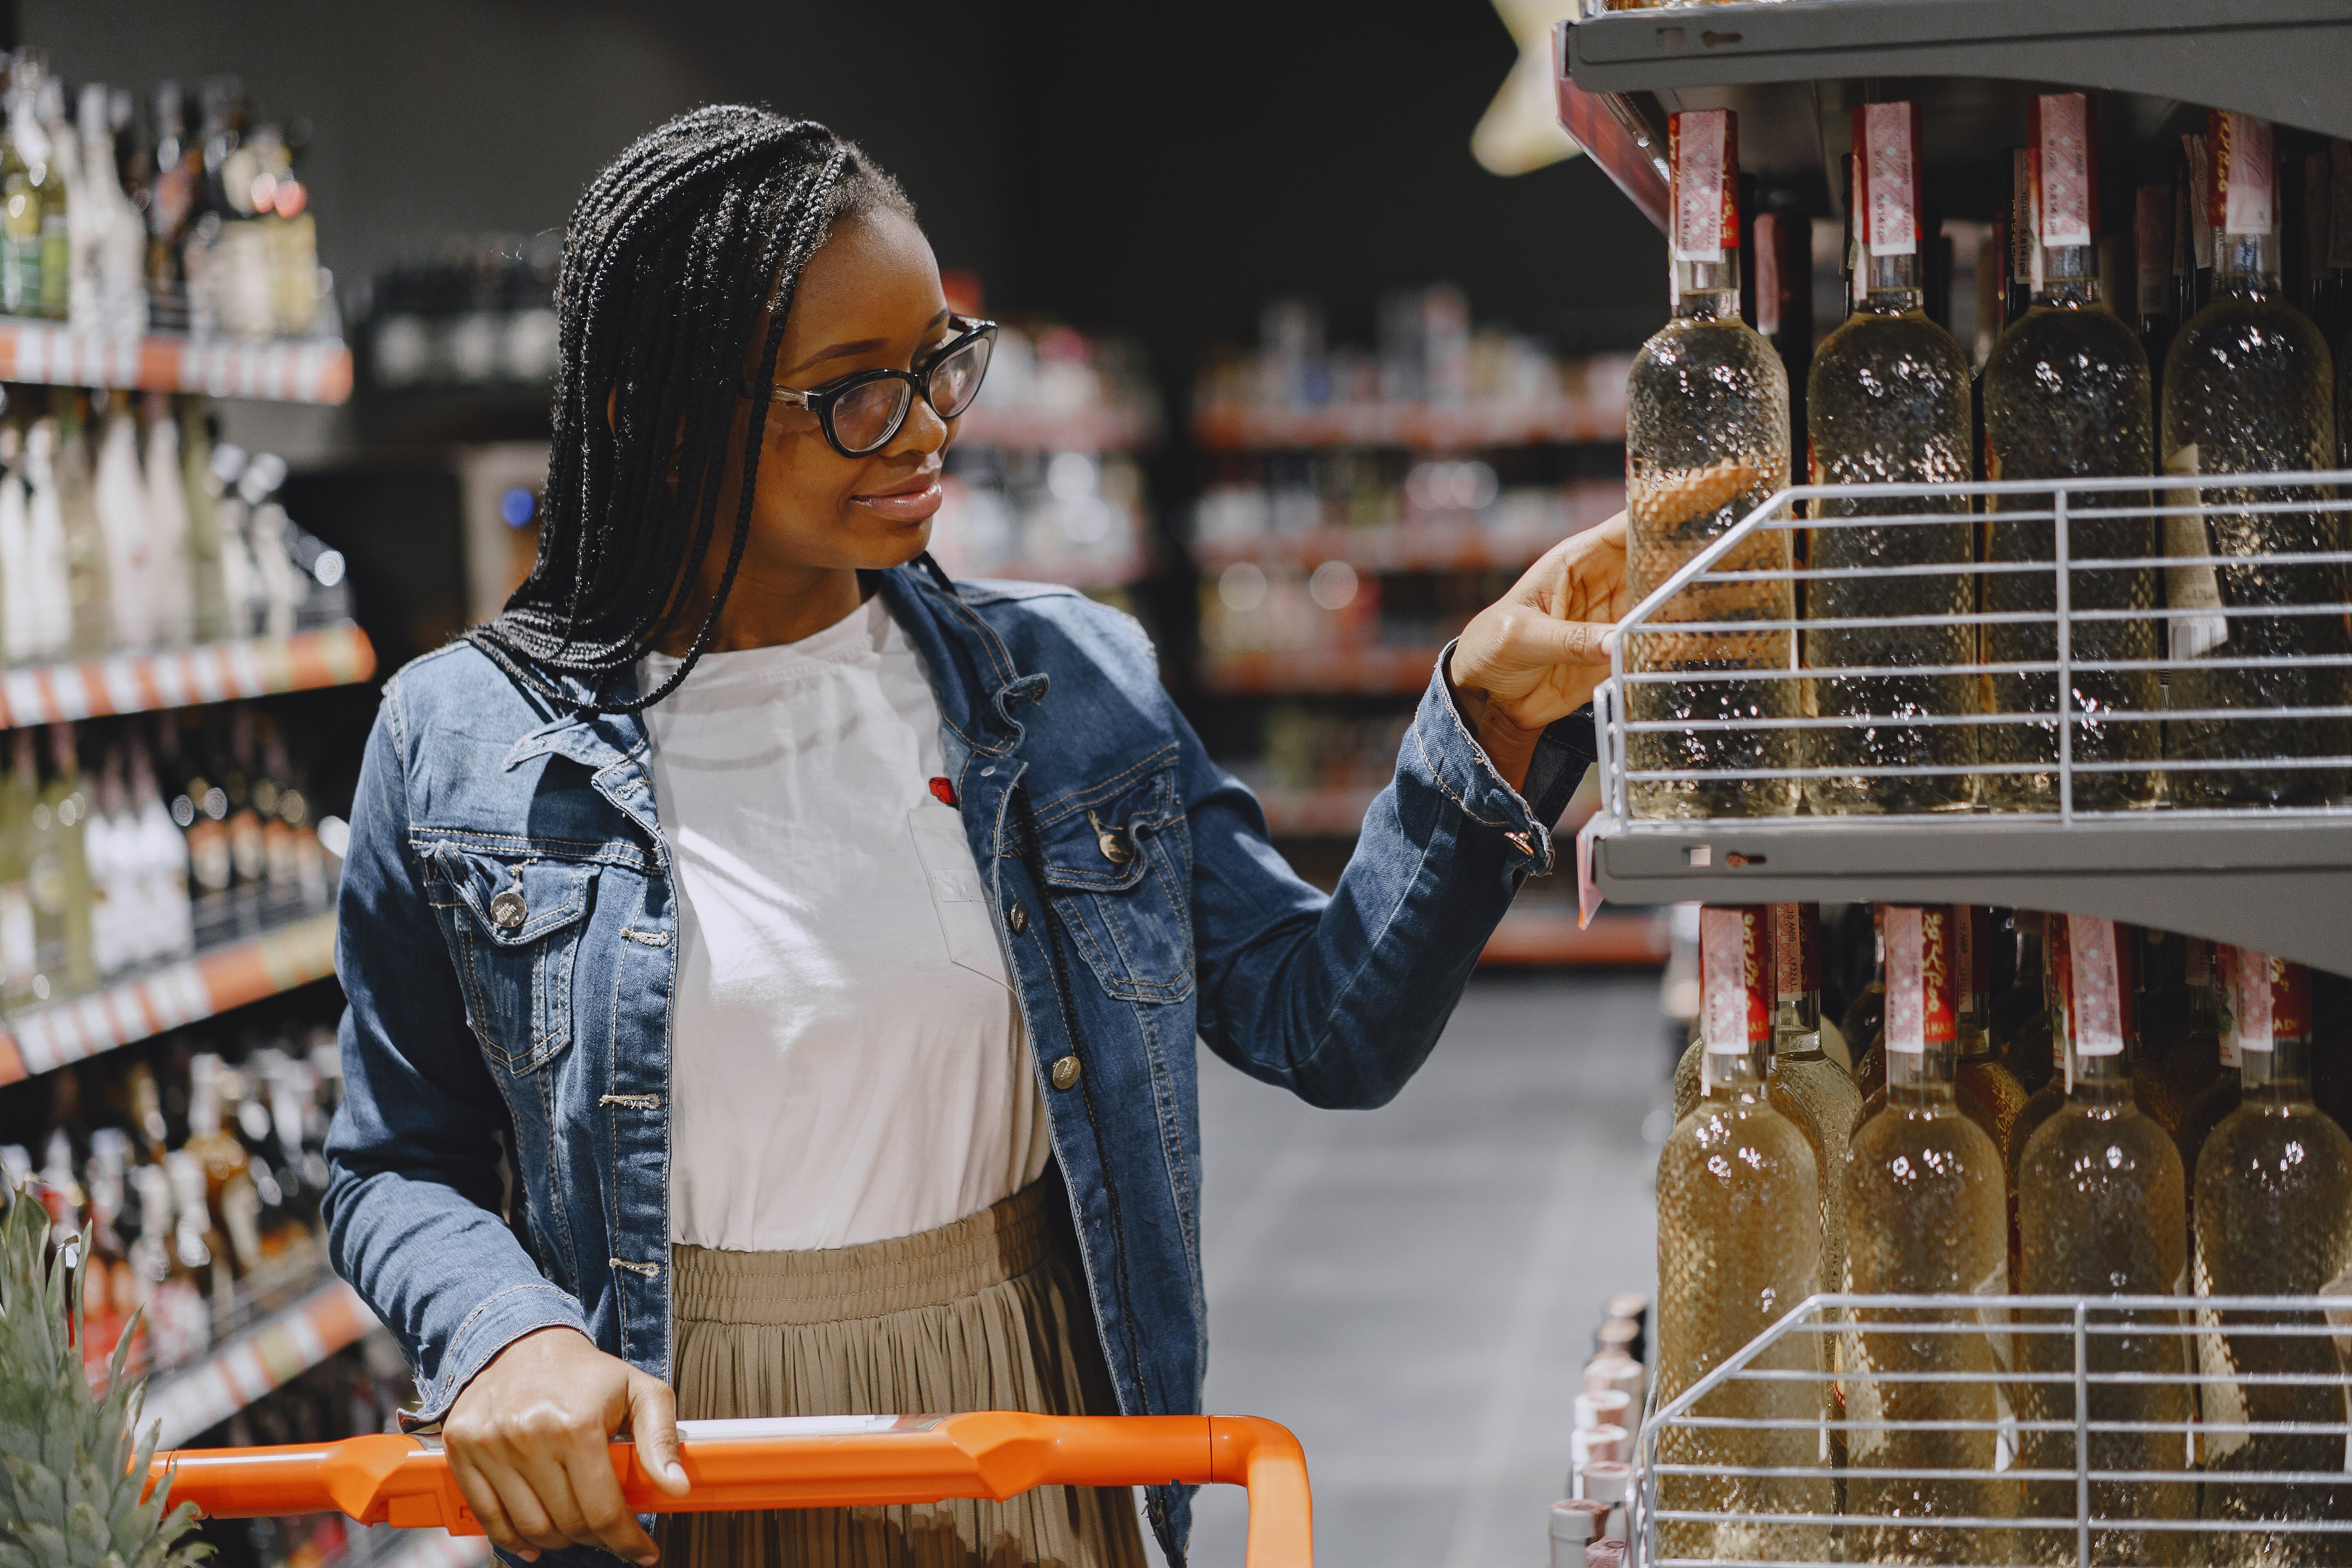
xmin=741 ymin=315 xmax=999 ymax=459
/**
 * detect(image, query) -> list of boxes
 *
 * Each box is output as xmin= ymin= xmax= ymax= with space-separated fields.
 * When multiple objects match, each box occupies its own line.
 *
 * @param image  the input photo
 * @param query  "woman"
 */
xmin=323 ymin=106 xmax=1626 ymax=1568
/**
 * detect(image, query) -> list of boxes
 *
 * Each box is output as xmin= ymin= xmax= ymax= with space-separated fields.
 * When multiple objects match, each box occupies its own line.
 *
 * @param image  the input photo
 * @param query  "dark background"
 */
xmin=25 ymin=0 xmax=1666 ymax=389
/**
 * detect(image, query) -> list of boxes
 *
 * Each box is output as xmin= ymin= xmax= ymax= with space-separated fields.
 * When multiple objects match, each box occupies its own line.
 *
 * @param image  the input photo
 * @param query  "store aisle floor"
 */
xmin=1179 ymin=971 xmax=1666 ymax=1568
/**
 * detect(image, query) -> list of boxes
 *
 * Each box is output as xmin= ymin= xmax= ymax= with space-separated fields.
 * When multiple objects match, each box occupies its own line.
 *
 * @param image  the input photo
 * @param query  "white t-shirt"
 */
xmin=641 ymin=596 xmax=1051 ymax=1253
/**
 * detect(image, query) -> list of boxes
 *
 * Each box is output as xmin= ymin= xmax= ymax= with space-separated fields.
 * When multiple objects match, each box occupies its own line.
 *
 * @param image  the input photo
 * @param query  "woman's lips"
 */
xmin=851 ymin=474 xmax=942 ymax=523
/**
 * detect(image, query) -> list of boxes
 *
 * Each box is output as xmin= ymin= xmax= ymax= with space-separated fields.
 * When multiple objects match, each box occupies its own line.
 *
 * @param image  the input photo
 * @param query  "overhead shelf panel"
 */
xmin=1561 ymin=0 xmax=2352 ymax=140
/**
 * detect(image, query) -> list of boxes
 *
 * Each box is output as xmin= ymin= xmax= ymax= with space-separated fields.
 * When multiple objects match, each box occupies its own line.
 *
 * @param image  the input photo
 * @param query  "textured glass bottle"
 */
xmin=1625 ymin=109 xmax=1797 ymax=818
xmin=2014 ymin=915 xmax=2194 ymax=1567
xmin=2161 ymin=111 xmax=2348 ymax=807
xmin=1982 ymin=94 xmax=2161 ymax=812
xmin=1844 ymin=905 xmax=2014 ymax=1565
xmin=1806 ymin=103 xmax=1979 ymax=815
xmin=1655 ymin=905 xmax=1829 ymax=1564
xmin=2193 ymin=956 xmax=2352 ymax=1561
xmin=1765 ymin=903 xmax=1860 ymax=1335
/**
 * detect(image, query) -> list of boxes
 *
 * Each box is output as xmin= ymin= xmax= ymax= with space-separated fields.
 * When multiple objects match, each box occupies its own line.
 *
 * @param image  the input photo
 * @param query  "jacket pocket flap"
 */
xmin=1026 ymin=767 xmax=1177 ymax=894
xmin=424 ymin=846 xmax=599 ymax=947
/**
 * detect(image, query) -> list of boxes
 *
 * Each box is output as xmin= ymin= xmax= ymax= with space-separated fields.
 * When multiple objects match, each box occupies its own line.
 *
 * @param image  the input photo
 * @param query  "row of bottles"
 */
xmin=1 ymin=51 xmax=330 ymax=339
xmin=0 ymin=386 xmax=348 ymax=664
xmin=1626 ymin=97 xmax=2352 ymax=819
xmin=0 ymin=1004 xmax=345 ymax=1383
xmin=1657 ymin=902 xmax=2352 ymax=1563
xmin=0 ymin=706 xmax=336 ymax=1007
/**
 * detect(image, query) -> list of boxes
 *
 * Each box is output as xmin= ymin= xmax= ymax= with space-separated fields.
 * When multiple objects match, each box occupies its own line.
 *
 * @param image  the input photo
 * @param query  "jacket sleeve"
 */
xmin=321 ymin=678 xmax=590 ymax=1423
xmin=1185 ymin=646 xmax=1593 ymax=1109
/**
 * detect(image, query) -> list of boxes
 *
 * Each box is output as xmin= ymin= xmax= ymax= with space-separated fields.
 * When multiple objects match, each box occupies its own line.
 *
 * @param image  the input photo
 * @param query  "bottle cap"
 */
xmin=1853 ymin=101 xmax=1924 ymax=258
xmin=1579 ymin=1461 xmax=1633 ymax=1504
xmin=1580 ymin=1424 xmax=1629 ymax=1465
xmin=1585 ymin=1354 xmax=1643 ymax=1403
xmin=1595 ymin=1317 xmax=1640 ymax=1357
xmin=2053 ymin=915 xmax=2126 ymax=1061
xmin=1668 ymin=109 xmax=1739 ymax=265
xmin=2030 ymin=93 xmax=2097 ymax=248
xmin=1575 ymin=1389 xmax=1633 ymax=1430
xmin=1603 ymin=1291 xmax=1650 ymax=1323
xmin=1880 ymin=905 xmax=1956 ymax=1056
xmin=1700 ymin=906 xmax=1771 ymax=1060
xmin=1550 ymin=1501 xmax=1595 ymax=1546
xmin=1586 ymin=1542 xmax=1626 ymax=1568
xmin=2209 ymin=110 xmax=2277 ymax=238
xmin=1771 ymin=905 xmax=1819 ymax=1003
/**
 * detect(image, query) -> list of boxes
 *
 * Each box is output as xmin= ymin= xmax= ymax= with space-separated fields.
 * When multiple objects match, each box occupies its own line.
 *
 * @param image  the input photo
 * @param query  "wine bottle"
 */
xmin=1623 ymin=109 xmax=1797 ymax=818
xmin=1982 ymin=93 xmax=2160 ymax=814
xmin=2160 ymin=111 xmax=2347 ymax=808
xmin=1804 ymin=102 xmax=1979 ymax=815
xmin=2135 ymin=185 xmax=2176 ymax=405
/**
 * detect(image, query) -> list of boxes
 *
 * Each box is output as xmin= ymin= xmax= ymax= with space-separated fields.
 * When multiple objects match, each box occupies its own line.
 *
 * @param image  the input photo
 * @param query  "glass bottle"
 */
xmin=0 ymin=58 xmax=45 ymax=318
xmin=2134 ymin=933 xmax=2221 ymax=1139
xmin=2136 ymin=185 xmax=2176 ymax=407
xmin=2193 ymin=953 xmax=2352 ymax=1557
xmin=1843 ymin=904 xmax=2014 ymax=1565
xmin=1955 ymin=905 xmax=2030 ymax=1154
xmin=1981 ymin=94 xmax=2161 ymax=813
xmin=29 ymin=68 xmax=65 ymax=323
xmin=52 ymin=395 xmax=113 ymax=658
xmin=2173 ymin=942 xmax=2243 ymax=1200
xmin=2014 ymin=913 xmax=2195 ymax=1566
xmin=1804 ymin=102 xmax=1979 ymax=815
xmin=1624 ymin=109 xmax=1797 ymax=818
xmin=2161 ymin=111 xmax=2347 ymax=807
xmin=0 ymin=731 xmax=32 ymax=1007
xmin=1654 ymin=904 xmax=1829 ymax=1564
xmin=40 ymin=724 xmax=95 ymax=994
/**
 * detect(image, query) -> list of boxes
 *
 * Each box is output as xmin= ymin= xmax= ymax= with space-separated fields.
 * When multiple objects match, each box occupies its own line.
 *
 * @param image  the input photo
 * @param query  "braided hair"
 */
xmin=467 ymin=105 xmax=914 ymax=713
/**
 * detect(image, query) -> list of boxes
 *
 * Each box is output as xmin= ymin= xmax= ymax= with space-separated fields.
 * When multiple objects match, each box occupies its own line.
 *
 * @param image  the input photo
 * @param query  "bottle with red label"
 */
xmin=1952 ymin=905 xmax=2028 ymax=1160
xmin=2173 ymin=942 xmax=2244 ymax=1206
xmin=2192 ymin=949 xmax=2352 ymax=1544
xmin=1803 ymin=102 xmax=1980 ymax=816
xmin=2013 ymin=914 xmax=2194 ymax=1562
xmin=2135 ymin=183 xmax=2178 ymax=401
xmin=2161 ymin=109 xmax=2348 ymax=808
xmin=1981 ymin=92 xmax=2161 ymax=815
xmin=1622 ymin=108 xmax=1798 ymax=820
xmin=1652 ymin=905 xmax=1829 ymax=1563
xmin=1842 ymin=904 xmax=2014 ymax=1560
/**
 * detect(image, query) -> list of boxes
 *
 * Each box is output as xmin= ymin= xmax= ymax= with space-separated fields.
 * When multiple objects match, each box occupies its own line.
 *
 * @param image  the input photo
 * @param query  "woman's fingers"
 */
xmin=554 ymin=1410 xmax=661 ymax=1566
xmin=629 ymin=1371 xmax=693 ymax=1496
xmin=445 ymin=1448 xmax=534 ymax=1563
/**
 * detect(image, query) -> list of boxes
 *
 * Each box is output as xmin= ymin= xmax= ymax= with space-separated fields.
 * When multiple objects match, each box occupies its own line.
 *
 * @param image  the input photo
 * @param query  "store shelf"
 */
xmin=0 ymin=624 xmax=377 ymax=729
xmin=1192 ymin=507 xmax=1618 ymax=574
xmin=0 ymin=907 xmax=338 ymax=1084
xmin=1480 ymin=906 xmax=1670 ymax=967
xmin=953 ymin=404 xmax=1155 ymax=452
xmin=1193 ymin=400 xmax=1624 ymax=452
xmin=0 ymin=321 xmax=355 ymax=404
xmin=1559 ymin=0 xmax=2352 ymax=143
xmin=971 ymin=552 xmax=1155 ymax=591
xmin=1199 ymin=645 xmax=1445 ymax=696
xmin=144 ymin=1275 xmax=376 ymax=1447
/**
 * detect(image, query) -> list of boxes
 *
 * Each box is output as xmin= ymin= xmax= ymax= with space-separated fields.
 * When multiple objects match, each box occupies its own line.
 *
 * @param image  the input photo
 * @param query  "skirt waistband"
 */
xmin=669 ymin=1182 xmax=1063 ymax=1326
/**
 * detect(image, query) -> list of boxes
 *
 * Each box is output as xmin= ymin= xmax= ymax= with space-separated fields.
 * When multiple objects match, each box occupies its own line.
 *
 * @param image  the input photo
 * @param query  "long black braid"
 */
xmin=467 ymin=105 xmax=913 ymax=713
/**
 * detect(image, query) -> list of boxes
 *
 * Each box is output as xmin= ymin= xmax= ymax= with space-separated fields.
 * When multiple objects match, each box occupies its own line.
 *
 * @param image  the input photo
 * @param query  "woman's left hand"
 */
xmin=1447 ymin=510 xmax=1629 ymax=792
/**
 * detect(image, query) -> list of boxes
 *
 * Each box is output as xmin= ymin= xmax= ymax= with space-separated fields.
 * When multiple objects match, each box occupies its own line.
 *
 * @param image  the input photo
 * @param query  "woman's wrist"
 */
xmin=1450 ymin=679 xmax=1546 ymax=794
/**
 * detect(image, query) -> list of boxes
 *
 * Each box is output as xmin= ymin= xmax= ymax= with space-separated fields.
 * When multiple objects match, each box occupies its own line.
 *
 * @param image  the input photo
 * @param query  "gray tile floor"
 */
xmin=1172 ymin=972 xmax=1668 ymax=1568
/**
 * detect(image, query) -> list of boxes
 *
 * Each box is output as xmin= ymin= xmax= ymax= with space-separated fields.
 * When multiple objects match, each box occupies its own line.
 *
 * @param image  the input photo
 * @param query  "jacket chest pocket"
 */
xmin=421 ymin=844 xmax=601 ymax=1074
xmin=1028 ymin=760 xmax=1193 ymax=1002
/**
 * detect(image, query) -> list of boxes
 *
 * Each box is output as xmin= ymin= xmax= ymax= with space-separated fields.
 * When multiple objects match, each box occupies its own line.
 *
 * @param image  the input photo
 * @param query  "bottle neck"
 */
xmin=2213 ymin=230 xmax=2281 ymax=296
xmin=1703 ymin=1040 xmax=1768 ymax=1098
xmin=1886 ymin=1035 xmax=1960 ymax=1106
xmin=2034 ymin=244 xmax=2101 ymax=307
xmin=1860 ymin=250 xmax=1924 ymax=313
xmin=2065 ymin=1040 xmax=2134 ymax=1107
xmin=1674 ymin=254 xmax=1741 ymax=321
xmin=2242 ymin=1034 xmax=2313 ymax=1105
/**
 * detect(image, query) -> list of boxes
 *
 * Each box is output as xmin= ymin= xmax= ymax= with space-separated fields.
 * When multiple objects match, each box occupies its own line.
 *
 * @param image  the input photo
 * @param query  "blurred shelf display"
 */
xmin=954 ymin=403 xmax=1156 ymax=453
xmin=1479 ymin=905 xmax=1668 ymax=967
xmin=0 ymin=325 xmax=353 ymax=403
xmin=1199 ymin=644 xmax=1447 ymax=696
xmin=1194 ymin=290 xmax=1629 ymax=450
xmin=1192 ymin=481 xmax=1621 ymax=571
xmin=1254 ymin=784 xmax=1386 ymax=838
xmin=0 ymin=904 xmax=336 ymax=1082
xmin=0 ymin=624 xmax=373 ymax=727
xmin=145 ymin=1276 xmax=373 ymax=1446
xmin=361 ymin=235 xmax=560 ymax=390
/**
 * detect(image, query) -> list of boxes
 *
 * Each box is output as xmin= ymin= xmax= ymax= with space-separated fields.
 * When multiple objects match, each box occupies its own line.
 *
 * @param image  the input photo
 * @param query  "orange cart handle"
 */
xmin=150 ymin=1412 xmax=1311 ymax=1567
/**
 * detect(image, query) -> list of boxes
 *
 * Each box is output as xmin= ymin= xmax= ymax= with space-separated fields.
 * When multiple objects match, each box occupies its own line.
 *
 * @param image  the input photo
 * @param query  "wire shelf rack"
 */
xmin=1630 ymin=1291 xmax=2352 ymax=1568
xmin=1580 ymin=470 xmax=2352 ymax=972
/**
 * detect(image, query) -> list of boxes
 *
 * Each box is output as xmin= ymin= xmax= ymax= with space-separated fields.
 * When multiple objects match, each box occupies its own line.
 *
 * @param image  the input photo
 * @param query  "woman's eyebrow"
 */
xmin=782 ymin=311 xmax=955 ymax=377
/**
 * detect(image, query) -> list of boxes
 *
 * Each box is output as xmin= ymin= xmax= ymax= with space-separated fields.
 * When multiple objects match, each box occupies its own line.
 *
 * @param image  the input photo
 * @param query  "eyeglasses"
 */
xmin=744 ymin=316 xmax=997 ymax=459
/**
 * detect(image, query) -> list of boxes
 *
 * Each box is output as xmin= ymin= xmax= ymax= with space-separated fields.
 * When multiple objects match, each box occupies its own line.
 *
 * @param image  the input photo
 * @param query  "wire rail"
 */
xmin=1630 ymin=1292 xmax=2352 ymax=1568
xmin=1598 ymin=469 xmax=2352 ymax=828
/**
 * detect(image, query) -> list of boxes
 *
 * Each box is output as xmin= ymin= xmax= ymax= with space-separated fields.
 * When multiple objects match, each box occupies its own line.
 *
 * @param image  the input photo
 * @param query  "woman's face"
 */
xmin=717 ymin=206 xmax=956 ymax=577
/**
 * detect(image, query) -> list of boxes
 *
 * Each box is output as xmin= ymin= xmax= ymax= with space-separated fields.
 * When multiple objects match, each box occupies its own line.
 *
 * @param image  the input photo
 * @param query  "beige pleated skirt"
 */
xmin=659 ymin=1181 xmax=1151 ymax=1568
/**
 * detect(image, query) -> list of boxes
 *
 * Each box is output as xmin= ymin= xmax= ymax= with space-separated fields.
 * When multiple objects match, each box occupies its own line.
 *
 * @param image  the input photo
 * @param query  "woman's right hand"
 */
xmin=443 ymin=1325 xmax=691 ymax=1565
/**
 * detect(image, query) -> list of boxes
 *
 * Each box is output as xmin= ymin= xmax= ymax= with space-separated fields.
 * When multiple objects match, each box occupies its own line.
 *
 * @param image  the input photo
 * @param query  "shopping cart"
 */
xmin=147 ymin=1411 xmax=1313 ymax=1566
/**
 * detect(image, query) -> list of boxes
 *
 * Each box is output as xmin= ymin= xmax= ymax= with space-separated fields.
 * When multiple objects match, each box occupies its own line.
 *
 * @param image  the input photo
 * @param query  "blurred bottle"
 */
xmin=41 ymin=723 xmax=96 ymax=993
xmin=91 ymin=393 xmax=157 ymax=648
xmin=53 ymin=395 xmax=114 ymax=656
xmin=0 ymin=56 xmax=55 ymax=318
xmin=0 ymin=731 xmax=33 ymax=1004
xmin=144 ymin=82 xmax=200 ymax=332
xmin=73 ymin=82 xmax=149 ymax=334
xmin=30 ymin=67 xmax=68 ymax=320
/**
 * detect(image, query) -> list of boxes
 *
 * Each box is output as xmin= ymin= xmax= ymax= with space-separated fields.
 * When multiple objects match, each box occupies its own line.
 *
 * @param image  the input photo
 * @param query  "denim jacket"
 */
xmin=321 ymin=561 xmax=1593 ymax=1564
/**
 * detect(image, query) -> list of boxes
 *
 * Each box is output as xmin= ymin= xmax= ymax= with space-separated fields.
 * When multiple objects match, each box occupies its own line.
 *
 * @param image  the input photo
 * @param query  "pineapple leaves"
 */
xmin=0 ymin=1178 xmax=210 ymax=1567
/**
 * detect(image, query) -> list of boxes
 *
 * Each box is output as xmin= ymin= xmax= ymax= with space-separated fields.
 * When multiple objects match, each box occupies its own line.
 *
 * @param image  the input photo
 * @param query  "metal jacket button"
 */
xmin=490 ymin=887 xmax=527 ymax=930
xmin=1089 ymin=811 xmax=1133 ymax=864
xmin=1007 ymin=899 xmax=1029 ymax=935
xmin=1050 ymin=1055 xmax=1082 ymax=1091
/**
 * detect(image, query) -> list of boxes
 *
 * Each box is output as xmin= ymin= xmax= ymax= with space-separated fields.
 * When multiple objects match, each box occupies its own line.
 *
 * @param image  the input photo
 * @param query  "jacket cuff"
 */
xmin=401 ymin=1281 xmax=592 ymax=1429
xmin=1416 ymin=642 xmax=1562 ymax=877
